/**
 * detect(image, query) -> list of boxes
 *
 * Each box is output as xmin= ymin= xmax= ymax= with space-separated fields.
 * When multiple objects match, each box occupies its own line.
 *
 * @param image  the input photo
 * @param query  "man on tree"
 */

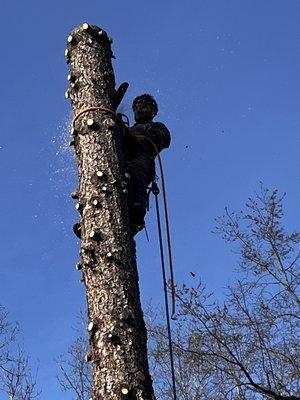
xmin=125 ymin=94 xmax=171 ymax=234
xmin=73 ymin=94 xmax=170 ymax=238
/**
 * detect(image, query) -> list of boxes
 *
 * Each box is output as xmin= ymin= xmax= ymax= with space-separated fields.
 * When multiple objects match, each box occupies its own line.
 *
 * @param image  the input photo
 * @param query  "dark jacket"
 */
xmin=125 ymin=122 xmax=171 ymax=184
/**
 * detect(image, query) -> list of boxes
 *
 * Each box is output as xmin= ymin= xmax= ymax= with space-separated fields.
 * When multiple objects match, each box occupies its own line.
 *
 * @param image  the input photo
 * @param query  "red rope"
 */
xmin=72 ymin=106 xmax=176 ymax=317
xmin=72 ymin=105 xmax=124 ymax=128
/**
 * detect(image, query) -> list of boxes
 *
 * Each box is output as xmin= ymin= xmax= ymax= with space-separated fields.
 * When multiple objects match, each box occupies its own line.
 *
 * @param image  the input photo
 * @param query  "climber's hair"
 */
xmin=132 ymin=94 xmax=158 ymax=116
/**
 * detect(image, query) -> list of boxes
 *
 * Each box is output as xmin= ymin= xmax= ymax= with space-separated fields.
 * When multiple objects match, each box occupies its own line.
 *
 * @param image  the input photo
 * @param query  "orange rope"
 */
xmin=72 ymin=106 xmax=176 ymax=317
xmin=72 ymin=105 xmax=123 ymax=128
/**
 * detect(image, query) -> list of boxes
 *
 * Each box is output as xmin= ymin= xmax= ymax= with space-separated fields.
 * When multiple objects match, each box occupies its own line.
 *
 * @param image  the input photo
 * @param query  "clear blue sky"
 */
xmin=1 ymin=1 xmax=300 ymax=398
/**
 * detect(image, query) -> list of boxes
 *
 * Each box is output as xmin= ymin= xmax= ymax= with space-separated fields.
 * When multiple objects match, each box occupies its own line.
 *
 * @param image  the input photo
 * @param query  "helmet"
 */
xmin=132 ymin=94 xmax=158 ymax=116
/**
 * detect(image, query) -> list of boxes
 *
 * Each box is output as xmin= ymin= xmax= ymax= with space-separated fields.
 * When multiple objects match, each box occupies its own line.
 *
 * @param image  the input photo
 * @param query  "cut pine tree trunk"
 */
xmin=65 ymin=23 xmax=155 ymax=400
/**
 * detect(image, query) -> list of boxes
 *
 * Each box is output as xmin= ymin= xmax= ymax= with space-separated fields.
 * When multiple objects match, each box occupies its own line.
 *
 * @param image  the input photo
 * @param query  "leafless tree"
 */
xmin=57 ymin=317 xmax=92 ymax=400
xmin=148 ymin=187 xmax=300 ymax=400
xmin=58 ymin=335 xmax=92 ymax=400
xmin=0 ymin=306 xmax=40 ymax=400
xmin=146 ymin=305 xmax=215 ymax=400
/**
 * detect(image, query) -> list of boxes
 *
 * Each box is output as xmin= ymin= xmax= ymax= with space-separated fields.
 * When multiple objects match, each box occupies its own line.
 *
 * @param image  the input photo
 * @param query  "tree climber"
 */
xmin=73 ymin=94 xmax=170 ymax=239
xmin=125 ymin=94 xmax=171 ymax=235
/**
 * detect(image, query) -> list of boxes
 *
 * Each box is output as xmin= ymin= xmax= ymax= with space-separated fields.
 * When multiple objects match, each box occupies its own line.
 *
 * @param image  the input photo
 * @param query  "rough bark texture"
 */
xmin=65 ymin=23 xmax=155 ymax=400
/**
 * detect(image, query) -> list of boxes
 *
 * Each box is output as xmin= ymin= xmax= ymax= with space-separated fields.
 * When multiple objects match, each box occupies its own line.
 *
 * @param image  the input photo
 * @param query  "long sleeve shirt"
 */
xmin=125 ymin=122 xmax=171 ymax=184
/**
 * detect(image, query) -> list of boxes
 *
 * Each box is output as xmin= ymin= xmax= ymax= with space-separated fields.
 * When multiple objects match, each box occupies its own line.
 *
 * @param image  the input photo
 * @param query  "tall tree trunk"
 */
xmin=65 ymin=23 xmax=155 ymax=400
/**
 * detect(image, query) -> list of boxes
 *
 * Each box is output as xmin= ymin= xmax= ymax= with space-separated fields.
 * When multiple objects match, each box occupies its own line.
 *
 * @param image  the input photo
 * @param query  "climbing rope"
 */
xmin=139 ymin=136 xmax=176 ymax=319
xmin=151 ymin=181 xmax=177 ymax=399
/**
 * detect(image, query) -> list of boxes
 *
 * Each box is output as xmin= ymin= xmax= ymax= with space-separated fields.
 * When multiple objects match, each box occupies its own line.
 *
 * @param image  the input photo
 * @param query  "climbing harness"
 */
xmin=72 ymin=106 xmax=177 ymax=399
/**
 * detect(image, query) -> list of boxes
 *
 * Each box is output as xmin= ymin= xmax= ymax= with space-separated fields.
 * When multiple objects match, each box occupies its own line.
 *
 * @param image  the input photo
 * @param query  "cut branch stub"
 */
xmin=89 ymin=230 xmax=101 ymax=241
xmin=82 ymin=22 xmax=90 ymax=31
xmin=101 ymin=185 xmax=109 ymax=193
xmin=67 ymin=73 xmax=75 ymax=82
xmin=91 ymin=198 xmax=101 ymax=207
xmin=96 ymin=170 xmax=107 ymax=181
xmin=121 ymin=387 xmax=129 ymax=395
xmin=88 ymin=322 xmax=95 ymax=332
xmin=76 ymin=262 xmax=83 ymax=271
xmin=67 ymin=34 xmax=77 ymax=45
xmin=86 ymin=118 xmax=98 ymax=129
xmin=65 ymin=48 xmax=70 ymax=63
xmin=75 ymin=202 xmax=84 ymax=213
xmin=71 ymin=190 xmax=79 ymax=200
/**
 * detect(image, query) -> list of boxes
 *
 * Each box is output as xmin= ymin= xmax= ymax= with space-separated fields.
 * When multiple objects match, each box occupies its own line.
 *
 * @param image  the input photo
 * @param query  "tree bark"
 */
xmin=65 ymin=23 xmax=155 ymax=400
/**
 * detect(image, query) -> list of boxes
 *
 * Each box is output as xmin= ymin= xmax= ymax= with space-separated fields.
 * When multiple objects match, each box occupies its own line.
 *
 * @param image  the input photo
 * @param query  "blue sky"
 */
xmin=1 ymin=0 xmax=300 ymax=398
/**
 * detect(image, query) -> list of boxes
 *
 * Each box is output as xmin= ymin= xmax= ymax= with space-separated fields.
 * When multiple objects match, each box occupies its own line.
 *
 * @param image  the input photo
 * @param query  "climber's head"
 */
xmin=132 ymin=94 xmax=158 ymax=123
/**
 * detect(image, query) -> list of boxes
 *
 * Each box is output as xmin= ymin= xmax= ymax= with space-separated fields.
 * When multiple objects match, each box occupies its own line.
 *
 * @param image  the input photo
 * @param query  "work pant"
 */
xmin=126 ymin=159 xmax=154 ymax=226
